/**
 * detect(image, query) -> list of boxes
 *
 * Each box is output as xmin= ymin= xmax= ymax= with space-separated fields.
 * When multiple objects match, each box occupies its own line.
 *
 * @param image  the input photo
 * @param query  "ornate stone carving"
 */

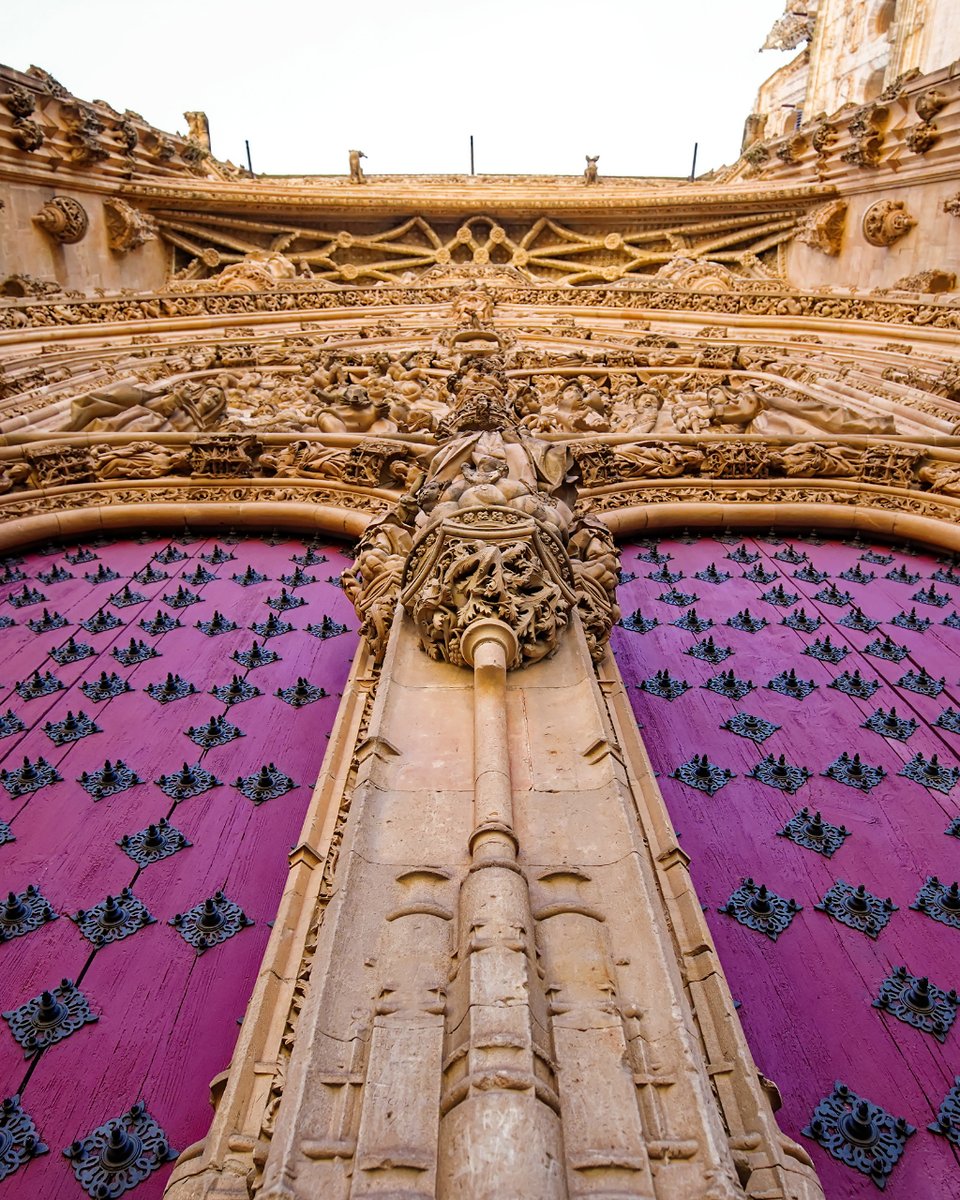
xmin=862 ymin=199 xmax=916 ymax=247
xmin=906 ymin=122 xmax=940 ymax=154
xmin=583 ymin=154 xmax=599 ymax=184
xmin=795 ymin=199 xmax=847 ymax=256
xmin=103 ymin=199 xmax=157 ymax=253
xmin=33 ymin=197 xmax=88 ymax=244
xmin=348 ymin=148 xmax=366 ymax=182
xmin=916 ymin=89 xmax=947 ymax=123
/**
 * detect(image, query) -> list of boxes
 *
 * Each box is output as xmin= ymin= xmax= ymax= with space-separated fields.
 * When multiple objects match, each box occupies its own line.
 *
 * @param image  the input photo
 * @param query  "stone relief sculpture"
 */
xmin=348 ymin=148 xmax=366 ymax=182
xmin=862 ymin=199 xmax=917 ymax=247
xmin=584 ymin=154 xmax=599 ymax=184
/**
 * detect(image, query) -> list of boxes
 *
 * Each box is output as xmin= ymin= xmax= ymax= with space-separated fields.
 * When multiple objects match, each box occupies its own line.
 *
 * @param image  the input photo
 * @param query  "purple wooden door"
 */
xmin=612 ymin=531 xmax=960 ymax=1198
xmin=0 ymin=531 xmax=357 ymax=1199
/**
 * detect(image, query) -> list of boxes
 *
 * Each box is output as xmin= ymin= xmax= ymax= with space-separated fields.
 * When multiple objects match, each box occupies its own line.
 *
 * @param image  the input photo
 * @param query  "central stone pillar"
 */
xmin=436 ymin=617 xmax=566 ymax=1198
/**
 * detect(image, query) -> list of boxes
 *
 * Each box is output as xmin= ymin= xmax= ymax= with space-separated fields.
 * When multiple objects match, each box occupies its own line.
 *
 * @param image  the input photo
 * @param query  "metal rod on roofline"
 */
xmin=689 ymin=141 xmax=698 ymax=182
xmin=470 ymin=135 xmax=475 ymax=176
xmin=245 ymin=140 xmax=253 ymax=174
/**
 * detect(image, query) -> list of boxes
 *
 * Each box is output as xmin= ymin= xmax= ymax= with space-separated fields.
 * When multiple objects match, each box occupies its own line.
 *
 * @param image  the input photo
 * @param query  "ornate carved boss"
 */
xmin=862 ymin=199 xmax=916 ymax=248
xmin=33 ymin=196 xmax=88 ymax=244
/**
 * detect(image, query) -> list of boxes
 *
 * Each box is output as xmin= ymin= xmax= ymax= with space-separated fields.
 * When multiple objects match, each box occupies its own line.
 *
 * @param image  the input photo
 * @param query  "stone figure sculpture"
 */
xmin=348 ymin=149 xmax=366 ymax=183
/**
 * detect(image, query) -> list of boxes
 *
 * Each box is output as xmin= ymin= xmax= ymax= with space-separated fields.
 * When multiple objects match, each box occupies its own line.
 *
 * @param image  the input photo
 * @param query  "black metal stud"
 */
xmin=132 ymin=564 xmax=168 ymax=585
xmin=306 ymin=616 xmax=349 ymax=640
xmin=743 ymin=564 xmax=779 ymax=585
xmin=829 ymin=670 xmax=880 ymax=699
xmin=887 ymin=565 xmax=920 ymax=585
xmin=816 ymin=880 xmax=896 ymax=938
xmin=107 ymin=584 xmax=145 ymax=609
xmin=766 ymin=669 xmax=817 ymax=700
xmin=897 ymin=666 xmax=945 ymax=697
xmin=43 ymin=710 xmax=100 ymax=746
xmin=182 ymin=565 xmax=216 ymax=587
xmin=232 ymin=641 xmax=280 ymax=669
xmin=936 ymin=708 xmax=960 ymax=735
xmin=155 ymin=762 xmax=222 ymax=801
xmin=51 ymin=636 xmax=94 ymax=665
xmin=211 ymin=675 xmax=261 ymax=705
xmin=84 ymin=565 xmax=120 ymax=586
xmin=726 ymin=544 xmax=759 ymax=564
xmin=912 ymin=583 xmax=950 ymax=608
xmin=930 ymin=1077 xmax=960 ymax=1146
xmin=804 ymin=636 xmax=848 ymax=664
xmin=175 ymin=530 xmax=200 ymax=545
xmin=232 ymin=565 xmax=269 ymax=586
xmin=71 ymin=890 xmax=155 ymax=948
xmin=0 ymin=886 xmax=58 ymax=941
xmin=637 ymin=545 xmax=670 ymax=563
xmin=64 ymin=1102 xmax=176 ymax=1199
xmin=748 ymin=754 xmax=811 ymax=794
xmin=79 ymin=608 xmax=122 ymax=635
xmin=948 ymin=818 xmax=960 ymax=838
xmin=280 ymin=566 xmax=318 ymax=589
xmin=695 ymin=563 xmax=731 ymax=585
xmin=638 ymin=670 xmax=689 ymax=701
xmin=220 ymin=528 xmax=245 ymax=545
xmin=275 ymin=678 xmax=329 ymax=708
xmin=250 ymin=613 xmax=294 ymax=638
xmin=863 ymin=707 xmax=917 ymax=741
xmin=162 ymin=585 xmax=200 ymax=609
xmin=0 ymin=756 xmax=62 ymax=797
xmin=715 ymin=532 xmax=742 ymax=545
xmin=196 ymin=611 xmax=238 ymax=637
xmin=154 ymin=545 xmax=187 ymax=563
xmin=619 ymin=611 xmax=659 ymax=634
xmin=672 ymin=608 xmax=713 ymax=633
xmin=0 ymin=710 xmax=23 ymax=739
xmin=78 ymin=760 xmax=142 ymax=801
xmin=684 ymin=636 xmax=733 ymax=664
xmin=186 ymin=715 xmax=244 ymax=749
xmin=291 ymin=548 xmax=327 ymax=566
xmin=758 ymin=528 xmax=784 ymax=544
xmin=726 ymin=609 xmax=768 ymax=633
xmin=201 ymin=545 xmax=235 ymax=564
xmin=781 ymin=608 xmax=822 ymax=632
xmin=37 ymin=565 xmax=73 ymax=586
xmin=794 ymin=564 xmax=829 ymax=585
xmin=233 ymin=763 xmax=296 ymax=804
xmin=27 ymin=609 xmax=66 ymax=633
xmin=647 ymin=564 xmax=684 ymax=584
xmin=3 ymin=978 xmax=98 ymax=1056
xmin=703 ymin=670 xmax=754 ymax=700
xmin=170 ymin=891 xmax=254 ymax=953
xmin=823 ymin=752 xmax=886 ymax=791
xmin=721 ymin=879 xmax=800 ymax=940
xmin=839 ymin=564 xmax=875 ymax=586
xmin=899 ymin=752 xmax=959 ymax=794
xmin=65 ymin=547 xmax=97 ymax=564
xmin=873 ymin=967 xmax=958 ymax=1042
xmin=815 ymin=583 xmax=853 ymax=606
xmin=891 ymin=608 xmax=930 ymax=632
xmin=761 ymin=584 xmax=798 ymax=607
xmin=80 ymin=671 xmax=132 ymax=703
xmin=864 ymin=635 xmax=908 ymax=662
xmin=0 ymin=1094 xmax=47 ymax=1181
xmin=671 ymin=754 xmax=734 ymax=796
xmin=266 ymin=588 xmax=307 ymax=612
xmin=118 ymin=819 xmax=191 ymax=868
xmin=933 ymin=565 xmax=960 ymax=586
xmin=862 ymin=549 xmax=894 ymax=565
xmin=0 ymin=821 xmax=13 ymax=846
xmin=15 ymin=669 xmax=64 ymax=701
xmin=112 ymin=638 xmax=159 ymax=666
xmin=0 ymin=614 xmax=16 ymax=629
xmin=804 ymin=1082 xmax=914 ymax=1189
xmin=721 ymin=711 xmax=780 ymax=742
xmin=774 ymin=545 xmax=807 ymax=564
xmin=145 ymin=673 xmax=197 ymax=704
xmin=139 ymin=611 xmax=181 ymax=635
xmin=658 ymin=588 xmax=698 ymax=607
xmin=8 ymin=585 xmax=46 ymax=609
xmin=838 ymin=606 xmax=880 ymax=632
xmin=912 ymin=877 xmax=960 ymax=930
xmin=779 ymin=808 xmax=849 ymax=857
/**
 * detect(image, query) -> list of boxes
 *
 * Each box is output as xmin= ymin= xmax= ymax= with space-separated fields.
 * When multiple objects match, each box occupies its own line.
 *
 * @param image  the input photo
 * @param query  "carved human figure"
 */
xmin=91 ymin=442 xmax=191 ymax=479
xmin=584 ymin=155 xmax=599 ymax=184
xmin=68 ymin=380 xmax=227 ymax=433
xmin=340 ymin=496 xmax=417 ymax=662
xmin=348 ymin=149 xmax=366 ymax=183
xmin=613 ymin=444 xmax=705 ymax=478
xmin=314 ymin=385 xmax=397 ymax=434
xmin=258 ymin=441 xmax=349 ymax=479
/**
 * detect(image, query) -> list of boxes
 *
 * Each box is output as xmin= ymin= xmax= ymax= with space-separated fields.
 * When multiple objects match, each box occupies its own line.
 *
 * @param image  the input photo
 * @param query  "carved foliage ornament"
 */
xmin=33 ymin=197 xmax=88 ymax=244
xmin=862 ymin=200 xmax=916 ymax=249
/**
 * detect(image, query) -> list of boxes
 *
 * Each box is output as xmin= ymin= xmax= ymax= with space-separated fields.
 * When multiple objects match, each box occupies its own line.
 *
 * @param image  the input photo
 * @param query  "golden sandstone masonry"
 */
xmin=1 ymin=5 xmax=960 ymax=1196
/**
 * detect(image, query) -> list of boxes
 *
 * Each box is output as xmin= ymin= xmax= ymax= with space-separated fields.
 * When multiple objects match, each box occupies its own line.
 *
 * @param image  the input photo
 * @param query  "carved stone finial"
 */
xmin=862 ymin=199 xmax=915 ymax=248
xmin=349 ymin=149 xmax=366 ymax=183
xmin=584 ymin=155 xmax=599 ymax=185
xmin=33 ymin=196 xmax=88 ymax=244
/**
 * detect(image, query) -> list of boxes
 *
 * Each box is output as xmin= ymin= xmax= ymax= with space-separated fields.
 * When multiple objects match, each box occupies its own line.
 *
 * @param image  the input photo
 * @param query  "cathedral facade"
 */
xmin=0 ymin=5 xmax=960 ymax=1197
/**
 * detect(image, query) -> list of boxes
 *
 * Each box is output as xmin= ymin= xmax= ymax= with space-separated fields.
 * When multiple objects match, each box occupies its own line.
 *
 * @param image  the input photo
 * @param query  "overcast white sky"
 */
xmin=1 ymin=1 xmax=793 ymax=178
